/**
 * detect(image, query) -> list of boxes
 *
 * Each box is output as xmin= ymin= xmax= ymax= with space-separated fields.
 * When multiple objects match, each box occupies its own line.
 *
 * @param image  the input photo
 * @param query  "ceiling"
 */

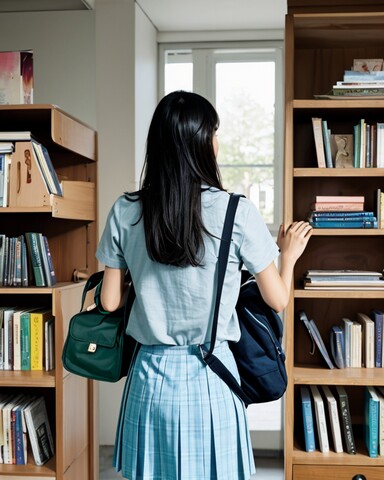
xmin=0 ymin=0 xmax=287 ymax=31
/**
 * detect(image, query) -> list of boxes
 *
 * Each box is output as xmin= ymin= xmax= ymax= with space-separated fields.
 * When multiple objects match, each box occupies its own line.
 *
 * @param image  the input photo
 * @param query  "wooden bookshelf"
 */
xmin=284 ymin=2 xmax=384 ymax=479
xmin=0 ymin=105 xmax=98 ymax=479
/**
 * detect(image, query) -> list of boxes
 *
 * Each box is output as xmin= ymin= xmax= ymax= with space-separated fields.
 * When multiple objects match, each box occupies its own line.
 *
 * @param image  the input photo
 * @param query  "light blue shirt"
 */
xmin=96 ymin=188 xmax=279 ymax=345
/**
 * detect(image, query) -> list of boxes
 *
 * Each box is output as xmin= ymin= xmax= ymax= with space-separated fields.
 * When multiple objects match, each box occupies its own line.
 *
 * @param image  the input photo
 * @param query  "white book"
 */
xmin=1 ymin=153 xmax=11 ymax=207
xmin=356 ymin=313 xmax=375 ymax=368
xmin=321 ymin=385 xmax=343 ymax=453
xmin=310 ymin=385 xmax=329 ymax=453
xmin=12 ymin=309 xmax=24 ymax=371
xmin=351 ymin=321 xmax=362 ymax=367
xmin=24 ymin=396 xmax=54 ymax=465
xmin=342 ymin=318 xmax=353 ymax=368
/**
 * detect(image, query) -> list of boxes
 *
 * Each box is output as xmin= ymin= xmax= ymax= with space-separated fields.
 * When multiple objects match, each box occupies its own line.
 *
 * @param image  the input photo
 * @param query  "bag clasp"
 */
xmin=88 ymin=343 xmax=97 ymax=353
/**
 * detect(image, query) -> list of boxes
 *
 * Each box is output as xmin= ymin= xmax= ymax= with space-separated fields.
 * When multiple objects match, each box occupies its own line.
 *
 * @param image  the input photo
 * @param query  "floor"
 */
xmin=99 ymin=446 xmax=284 ymax=479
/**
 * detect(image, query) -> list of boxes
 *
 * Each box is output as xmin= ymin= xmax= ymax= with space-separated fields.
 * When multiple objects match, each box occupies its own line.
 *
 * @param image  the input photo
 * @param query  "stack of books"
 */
xmin=303 ymin=270 xmax=384 ymax=290
xmin=308 ymin=196 xmax=377 ymax=229
xmin=316 ymin=58 xmax=384 ymax=98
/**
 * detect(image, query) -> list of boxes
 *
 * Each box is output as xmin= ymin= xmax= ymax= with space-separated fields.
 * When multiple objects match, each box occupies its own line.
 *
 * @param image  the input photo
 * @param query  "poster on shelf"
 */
xmin=0 ymin=50 xmax=33 ymax=105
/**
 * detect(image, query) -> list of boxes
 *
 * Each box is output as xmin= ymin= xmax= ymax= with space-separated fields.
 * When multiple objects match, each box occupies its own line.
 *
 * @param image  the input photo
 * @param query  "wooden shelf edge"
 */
xmin=293 ymin=366 xmax=384 ymax=385
xmin=0 ymin=455 xmax=56 ymax=476
xmin=0 ymin=370 xmax=55 ymax=387
xmin=294 ymin=167 xmax=384 ymax=177
xmin=293 ymin=99 xmax=384 ymax=109
xmin=294 ymin=289 xmax=384 ymax=298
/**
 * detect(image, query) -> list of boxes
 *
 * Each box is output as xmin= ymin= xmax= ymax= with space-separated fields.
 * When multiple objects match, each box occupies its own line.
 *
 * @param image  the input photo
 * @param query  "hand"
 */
xmin=277 ymin=221 xmax=313 ymax=262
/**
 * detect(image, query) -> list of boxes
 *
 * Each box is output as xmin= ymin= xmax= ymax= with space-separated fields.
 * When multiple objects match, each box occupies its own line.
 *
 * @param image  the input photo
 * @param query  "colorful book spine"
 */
xmin=370 ymin=310 xmax=383 ymax=367
xmin=364 ymin=386 xmax=379 ymax=457
xmin=30 ymin=310 xmax=53 ymax=371
xmin=300 ymin=386 xmax=316 ymax=452
xmin=24 ymin=232 xmax=45 ymax=287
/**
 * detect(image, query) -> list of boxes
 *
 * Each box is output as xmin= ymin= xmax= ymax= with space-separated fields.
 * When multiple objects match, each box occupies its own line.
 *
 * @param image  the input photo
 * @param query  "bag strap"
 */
xmin=79 ymin=270 xmax=136 ymax=331
xmin=204 ymin=193 xmax=242 ymax=359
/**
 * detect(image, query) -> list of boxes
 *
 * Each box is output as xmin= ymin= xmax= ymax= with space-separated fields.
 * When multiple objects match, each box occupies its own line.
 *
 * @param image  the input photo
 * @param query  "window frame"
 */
xmin=159 ymin=41 xmax=284 ymax=236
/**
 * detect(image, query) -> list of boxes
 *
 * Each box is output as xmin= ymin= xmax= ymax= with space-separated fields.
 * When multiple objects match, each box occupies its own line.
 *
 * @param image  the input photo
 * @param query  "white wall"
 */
xmin=96 ymin=0 xmax=157 ymax=445
xmin=0 ymin=11 xmax=96 ymax=127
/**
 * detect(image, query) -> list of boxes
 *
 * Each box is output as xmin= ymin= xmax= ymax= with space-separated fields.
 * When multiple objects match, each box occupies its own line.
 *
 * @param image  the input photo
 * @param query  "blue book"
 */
xmin=310 ymin=211 xmax=375 ymax=219
xmin=364 ymin=386 xmax=379 ymax=457
xmin=330 ymin=326 xmax=345 ymax=369
xmin=300 ymin=386 xmax=316 ymax=452
xmin=370 ymin=310 xmax=383 ymax=367
xmin=310 ymin=220 xmax=377 ymax=229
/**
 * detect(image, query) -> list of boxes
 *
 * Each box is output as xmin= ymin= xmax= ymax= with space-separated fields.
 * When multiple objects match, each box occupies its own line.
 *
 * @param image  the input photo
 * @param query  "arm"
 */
xmin=99 ymin=266 xmax=129 ymax=312
xmin=255 ymin=221 xmax=312 ymax=313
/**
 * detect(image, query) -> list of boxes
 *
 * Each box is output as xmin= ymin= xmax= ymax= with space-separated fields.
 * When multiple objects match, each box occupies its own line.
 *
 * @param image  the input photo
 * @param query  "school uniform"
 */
xmin=96 ymin=187 xmax=279 ymax=480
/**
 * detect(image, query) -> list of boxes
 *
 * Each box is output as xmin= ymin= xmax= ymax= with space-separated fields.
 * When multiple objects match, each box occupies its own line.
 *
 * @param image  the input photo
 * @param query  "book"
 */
xmin=310 ymin=202 xmax=364 ymax=212
xmin=364 ymin=386 xmax=379 ymax=457
xmin=321 ymin=120 xmax=333 ymax=168
xmin=3 ymin=307 xmax=16 ymax=371
xmin=12 ymin=395 xmax=34 ymax=465
xmin=300 ymin=386 xmax=316 ymax=452
xmin=351 ymin=321 xmax=362 ymax=368
xmin=31 ymin=140 xmax=62 ymax=196
xmin=0 ymin=153 xmax=11 ymax=207
xmin=356 ymin=313 xmax=375 ymax=368
xmin=298 ymin=311 xmax=334 ymax=369
xmin=310 ymin=385 xmax=329 ymax=452
xmin=30 ymin=309 xmax=53 ymax=371
xmin=2 ymin=394 xmax=24 ymax=464
xmin=38 ymin=234 xmax=56 ymax=287
xmin=44 ymin=317 xmax=55 ymax=371
xmin=0 ymin=51 xmax=33 ymax=105
xmin=12 ymin=309 xmax=24 ymax=371
xmin=335 ymin=385 xmax=356 ymax=454
xmin=24 ymin=232 xmax=45 ymax=287
xmin=0 ymin=132 xmax=32 ymax=141
xmin=321 ymin=386 xmax=343 ymax=453
xmin=342 ymin=318 xmax=353 ymax=368
xmin=24 ymin=396 xmax=54 ymax=466
xmin=309 ymin=211 xmax=375 ymax=220
xmin=311 ymin=117 xmax=326 ymax=167
xmin=370 ymin=310 xmax=384 ymax=367
xmin=375 ymin=386 xmax=384 ymax=455
xmin=309 ymin=219 xmax=377 ymax=229
xmin=305 ymin=269 xmax=383 ymax=282
xmin=314 ymin=195 xmax=365 ymax=203
xmin=330 ymin=325 xmax=345 ymax=369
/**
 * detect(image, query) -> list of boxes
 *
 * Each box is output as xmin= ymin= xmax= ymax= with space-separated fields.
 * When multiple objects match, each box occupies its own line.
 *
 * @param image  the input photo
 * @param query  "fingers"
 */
xmin=280 ymin=221 xmax=313 ymax=237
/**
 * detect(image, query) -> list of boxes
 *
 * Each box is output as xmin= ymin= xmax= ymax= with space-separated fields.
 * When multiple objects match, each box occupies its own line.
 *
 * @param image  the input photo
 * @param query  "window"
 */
xmin=160 ymin=43 xmax=284 ymax=234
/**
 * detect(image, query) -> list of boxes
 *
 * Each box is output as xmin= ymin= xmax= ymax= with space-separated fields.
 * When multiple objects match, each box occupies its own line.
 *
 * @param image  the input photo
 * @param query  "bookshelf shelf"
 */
xmin=284 ymin=2 xmax=384 ymax=479
xmin=0 ymin=106 xmax=97 ymax=478
xmin=293 ymin=367 xmax=384 ymax=386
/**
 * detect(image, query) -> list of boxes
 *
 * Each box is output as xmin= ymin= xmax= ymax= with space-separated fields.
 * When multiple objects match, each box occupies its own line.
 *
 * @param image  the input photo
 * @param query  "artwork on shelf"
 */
xmin=0 ymin=51 xmax=33 ymax=105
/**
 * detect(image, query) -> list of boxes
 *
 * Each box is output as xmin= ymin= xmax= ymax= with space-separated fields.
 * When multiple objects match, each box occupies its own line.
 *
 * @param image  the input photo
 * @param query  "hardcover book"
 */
xmin=300 ymin=386 xmax=316 ymax=452
xmin=321 ymin=385 xmax=343 ymax=453
xmin=310 ymin=385 xmax=329 ymax=453
xmin=335 ymin=386 xmax=356 ymax=454
xmin=364 ymin=386 xmax=379 ymax=457
xmin=24 ymin=396 xmax=54 ymax=466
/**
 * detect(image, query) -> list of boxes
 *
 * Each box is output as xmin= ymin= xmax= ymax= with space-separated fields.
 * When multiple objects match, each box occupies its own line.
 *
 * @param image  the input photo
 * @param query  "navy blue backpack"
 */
xmin=200 ymin=193 xmax=288 ymax=406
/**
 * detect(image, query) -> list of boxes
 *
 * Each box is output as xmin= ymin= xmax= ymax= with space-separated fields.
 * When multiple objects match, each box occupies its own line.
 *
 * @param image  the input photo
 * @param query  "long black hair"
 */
xmin=135 ymin=90 xmax=224 ymax=267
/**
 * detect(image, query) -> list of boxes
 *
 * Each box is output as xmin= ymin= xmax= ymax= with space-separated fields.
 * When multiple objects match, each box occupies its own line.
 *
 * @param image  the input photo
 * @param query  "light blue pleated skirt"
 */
xmin=113 ymin=341 xmax=256 ymax=480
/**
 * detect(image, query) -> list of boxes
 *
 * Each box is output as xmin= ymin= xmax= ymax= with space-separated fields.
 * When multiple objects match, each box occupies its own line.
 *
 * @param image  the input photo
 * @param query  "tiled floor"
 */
xmin=100 ymin=446 xmax=284 ymax=479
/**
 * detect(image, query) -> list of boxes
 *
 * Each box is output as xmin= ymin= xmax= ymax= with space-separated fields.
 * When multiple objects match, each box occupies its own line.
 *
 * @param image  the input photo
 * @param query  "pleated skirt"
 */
xmin=113 ymin=341 xmax=256 ymax=480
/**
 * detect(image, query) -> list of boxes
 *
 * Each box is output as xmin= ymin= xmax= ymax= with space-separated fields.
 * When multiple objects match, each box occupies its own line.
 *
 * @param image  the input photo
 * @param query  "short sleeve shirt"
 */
xmin=96 ymin=188 xmax=279 ymax=345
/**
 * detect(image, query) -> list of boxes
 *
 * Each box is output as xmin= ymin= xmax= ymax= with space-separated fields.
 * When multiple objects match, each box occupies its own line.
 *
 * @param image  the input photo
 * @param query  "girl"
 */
xmin=96 ymin=91 xmax=312 ymax=480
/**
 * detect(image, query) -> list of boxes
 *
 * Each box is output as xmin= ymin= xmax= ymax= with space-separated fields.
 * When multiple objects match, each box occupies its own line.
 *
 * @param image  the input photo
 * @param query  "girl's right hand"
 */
xmin=277 ymin=221 xmax=313 ymax=262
